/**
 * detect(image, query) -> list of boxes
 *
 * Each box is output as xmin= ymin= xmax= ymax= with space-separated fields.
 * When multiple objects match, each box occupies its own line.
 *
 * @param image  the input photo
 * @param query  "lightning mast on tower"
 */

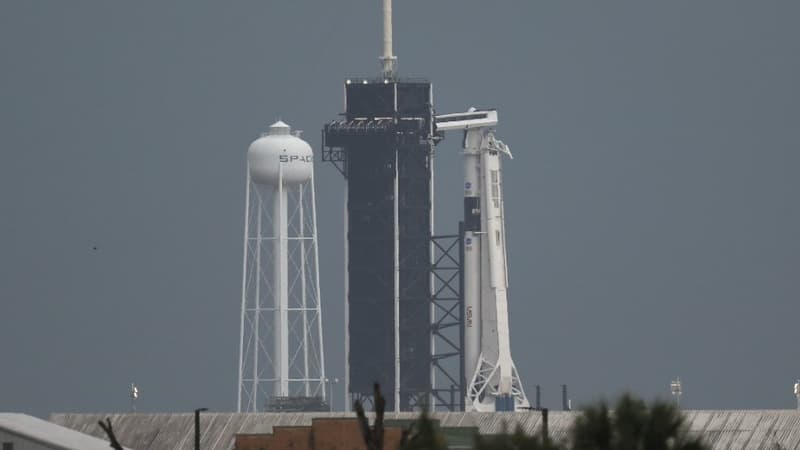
xmin=379 ymin=0 xmax=397 ymax=78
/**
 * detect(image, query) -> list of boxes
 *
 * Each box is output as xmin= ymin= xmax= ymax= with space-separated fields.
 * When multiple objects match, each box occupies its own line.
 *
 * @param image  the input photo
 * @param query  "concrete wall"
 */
xmin=233 ymin=418 xmax=405 ymax=450
xmin=235 ymin=427 xmax=312 ymax=450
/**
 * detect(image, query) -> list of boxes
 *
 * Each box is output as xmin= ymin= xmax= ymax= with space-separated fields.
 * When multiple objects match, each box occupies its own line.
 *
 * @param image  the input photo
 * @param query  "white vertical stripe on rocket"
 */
xmin=463 ymin=128 xmax=483 ymax=383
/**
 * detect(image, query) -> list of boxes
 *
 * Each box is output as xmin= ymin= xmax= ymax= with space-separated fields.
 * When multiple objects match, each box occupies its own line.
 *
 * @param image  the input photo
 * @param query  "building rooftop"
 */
xmin=0 ymin=412 xmax=130 ymax=450
xmin=49 ymin=410 xmax=800 ymax=450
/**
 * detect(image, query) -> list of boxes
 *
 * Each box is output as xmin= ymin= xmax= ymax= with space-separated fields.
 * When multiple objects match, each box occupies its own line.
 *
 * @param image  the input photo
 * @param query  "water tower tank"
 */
xmin=248 ymin=120 xmax=313 ymax=185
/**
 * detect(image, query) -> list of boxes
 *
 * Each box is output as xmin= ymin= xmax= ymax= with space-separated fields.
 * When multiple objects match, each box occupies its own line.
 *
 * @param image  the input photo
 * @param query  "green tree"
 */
xmin=355 ymin=383 xmax=449 ymax=450
xmin=568 ymin=394 xmax=707 ymax=450
xmin=474 ymin=424 xmax=561 ymax=450
xmin=401 ymin=408 xmax=448 ymax=450
xmin=354 ymin=383 xmax=386 ymax=450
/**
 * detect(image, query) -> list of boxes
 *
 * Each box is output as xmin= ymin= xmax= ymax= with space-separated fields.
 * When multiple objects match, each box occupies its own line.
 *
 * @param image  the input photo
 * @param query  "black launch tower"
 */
xmin=323 ymin=79 xmax=435 ymax=411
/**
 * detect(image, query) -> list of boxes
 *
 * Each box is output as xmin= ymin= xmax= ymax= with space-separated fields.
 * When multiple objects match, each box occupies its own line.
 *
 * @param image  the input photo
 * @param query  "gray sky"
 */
xmin=1 ymin=1 xmax=798 ymax=417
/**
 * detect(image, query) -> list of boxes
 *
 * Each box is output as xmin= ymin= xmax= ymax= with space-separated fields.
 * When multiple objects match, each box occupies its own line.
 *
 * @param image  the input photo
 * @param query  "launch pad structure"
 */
xmin=323 ymin=78 xmax=464 ymax=411
xmin=321 ymin=0 xmax=531 ymax=412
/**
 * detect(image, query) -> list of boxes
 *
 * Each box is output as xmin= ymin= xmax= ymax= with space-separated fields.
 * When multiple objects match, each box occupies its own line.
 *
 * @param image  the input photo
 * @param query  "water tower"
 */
xmin=237 ymin=120 xmax=327 ymax=412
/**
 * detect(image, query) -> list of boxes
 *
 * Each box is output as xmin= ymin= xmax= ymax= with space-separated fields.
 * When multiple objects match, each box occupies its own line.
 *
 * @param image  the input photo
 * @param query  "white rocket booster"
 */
xmin=478 ymin=135 xmax=514 ymax=397
xmin=436 ymin=109 xmax=529 ymax=412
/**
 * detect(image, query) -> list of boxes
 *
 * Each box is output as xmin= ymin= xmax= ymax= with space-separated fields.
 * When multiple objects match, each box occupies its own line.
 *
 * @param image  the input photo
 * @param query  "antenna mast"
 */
xmin=380 ymin=0 xmax=397 ymax=78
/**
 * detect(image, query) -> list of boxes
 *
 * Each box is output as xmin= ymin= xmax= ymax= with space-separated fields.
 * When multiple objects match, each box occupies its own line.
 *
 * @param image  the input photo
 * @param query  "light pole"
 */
xmin=324 ymin=377 xmax=339 ymax=412
xmin=129 ymin=382 xmax=139 ymax=412
xmin=793 ymin=380 xmax=799 ymax=410
xmin=670 ymin=377 xmax=683 ymax=408
xmin=194 ymin=408 xmax=208 ymax=450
